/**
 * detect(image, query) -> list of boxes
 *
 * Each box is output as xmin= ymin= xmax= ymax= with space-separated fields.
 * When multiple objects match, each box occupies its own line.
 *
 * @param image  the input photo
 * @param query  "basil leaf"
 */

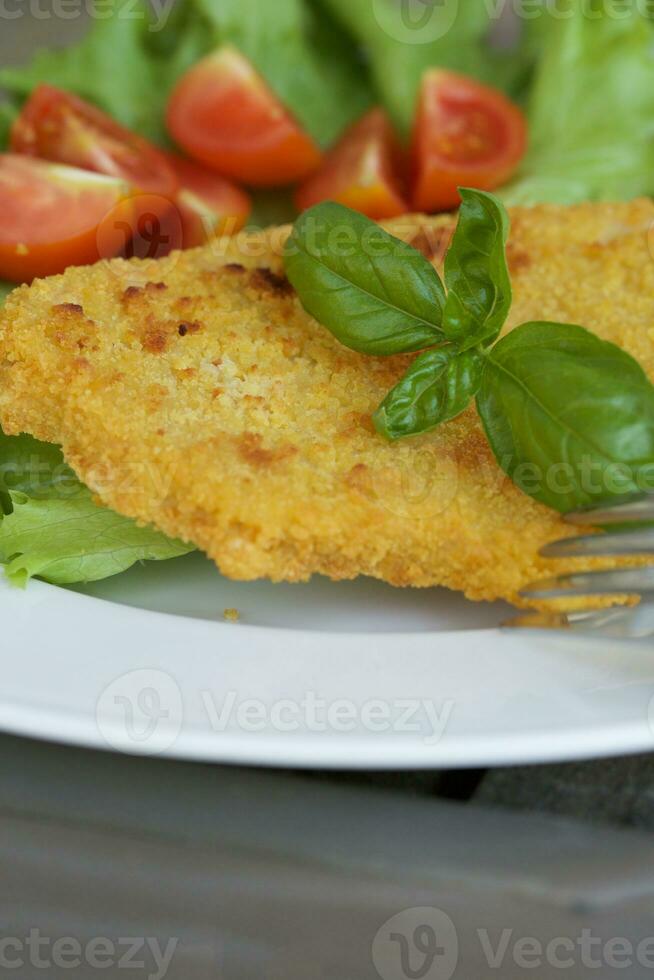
xmin=374 ymin=347 xmax=485 ymax=441
xmin=285 ymin=202 xmax=446 ymax=356
xmin=477 ymin=321 xmax=654 ymax=513
xmin=443 ymin=188 xmax=512 ymax=351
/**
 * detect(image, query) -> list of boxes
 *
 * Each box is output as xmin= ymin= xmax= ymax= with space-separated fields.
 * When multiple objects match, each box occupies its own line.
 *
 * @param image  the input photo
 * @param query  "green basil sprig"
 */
xmin=285 ymin=190 xmax=654 ymax=513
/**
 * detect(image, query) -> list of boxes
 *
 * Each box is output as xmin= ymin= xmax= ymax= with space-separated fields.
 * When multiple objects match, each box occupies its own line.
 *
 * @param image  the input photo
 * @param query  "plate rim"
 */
xmin=4 ymin=576 xmax=654 ymax=770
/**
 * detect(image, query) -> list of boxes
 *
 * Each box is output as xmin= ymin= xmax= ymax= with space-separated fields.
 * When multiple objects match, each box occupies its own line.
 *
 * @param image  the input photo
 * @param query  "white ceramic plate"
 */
xmin=3 ymin=552 xmax=654 ymax=768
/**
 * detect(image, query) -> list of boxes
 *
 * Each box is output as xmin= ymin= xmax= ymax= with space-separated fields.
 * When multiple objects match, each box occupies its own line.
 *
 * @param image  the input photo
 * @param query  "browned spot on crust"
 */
xmin=341 ymin=411 xmax=376 ymax=436
xmin=211 ymin=388 xmax=223 ymax=399
xmin=224 ymin=263 xmax=246 ymax=274
xmin=345 ymin=463 xmax=370 ymax=492
xmin=123 ymin=281 xmax=167 ymax=302
xmin=46 ymin=305 xmax=98 ymax=352
xmin=178 ymin=320 xmax=202 ymax=336
xmin=52 ymin=302 xmax=84 ymax=315
xmin=237 ymin=432 xmax=297 ymax=467
xmin=141 ymin=328 xmax=169 ymax=354
xmin=506 ymin=243 xmax=532 ymax=273
xmin=408 ymin=224 xmax=455 ymax=264
xmin=281 ymin=337 xmax=301 ymax=358
xmin=249 ymin=267 xmax=294 ymax=297
xmin=454 ymin=424 xmax=496 ymax=470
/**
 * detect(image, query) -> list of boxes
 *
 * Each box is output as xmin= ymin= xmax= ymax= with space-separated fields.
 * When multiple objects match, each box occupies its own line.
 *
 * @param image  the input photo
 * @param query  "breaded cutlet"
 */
xmin=1 ymin=199 xmax=654 ymax=606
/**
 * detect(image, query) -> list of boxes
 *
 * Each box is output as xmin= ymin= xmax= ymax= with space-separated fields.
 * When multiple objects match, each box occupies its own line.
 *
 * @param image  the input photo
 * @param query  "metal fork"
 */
xmin=505 ymin=493 xmax=654 ymax=639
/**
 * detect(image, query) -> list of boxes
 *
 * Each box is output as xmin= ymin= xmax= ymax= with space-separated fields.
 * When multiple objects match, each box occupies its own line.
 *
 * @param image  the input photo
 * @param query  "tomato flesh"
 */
xmin=167 ymin=46 xmax=321 ymax=187
xmin=166 ymin=154 xmax=252 ymax=248
xmin=295 ymin=108 xmax=408 ymax=220
xmin=0 ymin=154 xmax=132 ymax=282
xmin=11 ymin=84 xmax=178 ymax=197
xmin=411 ymin=70 xmax=527 ymax=212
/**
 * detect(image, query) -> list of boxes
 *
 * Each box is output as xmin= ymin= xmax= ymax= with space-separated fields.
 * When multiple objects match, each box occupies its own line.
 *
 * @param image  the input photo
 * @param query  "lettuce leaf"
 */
xmin=0 ymin=282 xmax=13 ymax=306
xmin=321 ymin=0 xmax=534 ymax=136
xmin=0 ymin=0 xmax=210 ymax=144
xmin=0 ymin=432 xmax=192 ymax=586
xmin=0 ymin=0 xmax=372 ymax=150
xmin=503 ymin=2 xmax=654 ymax=205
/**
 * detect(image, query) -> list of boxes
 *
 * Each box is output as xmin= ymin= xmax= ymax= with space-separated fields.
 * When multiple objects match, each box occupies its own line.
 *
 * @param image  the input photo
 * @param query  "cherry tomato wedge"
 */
xmin=0 ymin=154 xmax=133 ymax=282
xmin=166 ymin=154 xmax=252 ymax=248
xmin=295 ymin=108 xmax=409 ymax=220
xmin=411 ymin=70 xmax=527 ymax=213
xmin=11 ymin=84 xmax=178 ymax=197
xmin=167 ymin=46 xmax=321 ymax=187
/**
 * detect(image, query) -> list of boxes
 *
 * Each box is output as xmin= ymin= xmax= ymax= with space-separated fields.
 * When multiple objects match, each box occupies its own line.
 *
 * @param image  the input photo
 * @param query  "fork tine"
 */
xmin=565 ymin=494 xmax=654 ymax=526
xmin=520 ymin=565 xmax=654 ymax=599
xmin=504 ymin=604 xmax=654 ymax=639
xmin=540 ymin=527 xmax=654 ymax=558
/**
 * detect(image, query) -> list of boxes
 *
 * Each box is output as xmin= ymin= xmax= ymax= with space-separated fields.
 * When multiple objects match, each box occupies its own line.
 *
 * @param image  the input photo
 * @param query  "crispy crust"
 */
xmin=1 ymin=200 xmax=654 ymax=606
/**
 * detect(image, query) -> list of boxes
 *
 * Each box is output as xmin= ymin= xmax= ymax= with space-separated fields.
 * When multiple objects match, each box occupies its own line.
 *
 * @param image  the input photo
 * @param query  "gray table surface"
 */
xmin=1 ymin=731 xmax=654 ymax=979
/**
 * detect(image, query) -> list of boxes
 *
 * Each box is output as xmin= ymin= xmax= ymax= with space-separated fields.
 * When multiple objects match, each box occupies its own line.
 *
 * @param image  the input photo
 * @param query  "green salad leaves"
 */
xmin=503 ymin=0 xmax=654 ymax=205
xmin=286 ymin=191 xmax=654 ymax=514
xmin=321 ymin=0 xmax=533 ymax=136
xmin=0 ymin=432 xmax=191 ymax=586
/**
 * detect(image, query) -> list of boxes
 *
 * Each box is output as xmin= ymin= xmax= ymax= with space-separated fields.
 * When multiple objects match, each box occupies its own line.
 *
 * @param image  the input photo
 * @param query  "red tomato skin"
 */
xmin=295 ymin=108 xmax=409 ymax=220
xmin=167 ymin=46 xmax=322 ymax=187
xmin=165 ymin=154 xmax=252 ymax=248
xmin=0 ymin=154 xmax=133 ymax=283
xmin=411 ymin=70 xmax=527 ymax=213
xmin=11 ymin=84 xmax=178 ymax=197
xmin=97 ymin=193 xmax=184 ymax=263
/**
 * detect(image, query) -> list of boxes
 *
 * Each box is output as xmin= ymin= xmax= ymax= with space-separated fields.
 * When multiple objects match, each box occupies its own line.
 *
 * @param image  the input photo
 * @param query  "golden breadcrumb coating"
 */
xmin=1 ymin=199 xmax=654 ymax=606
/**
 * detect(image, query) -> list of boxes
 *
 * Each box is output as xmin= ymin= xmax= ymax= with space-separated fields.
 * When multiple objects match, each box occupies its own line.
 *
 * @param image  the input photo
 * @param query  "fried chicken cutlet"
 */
xmin=1 ymin=199 xmax=654 ymax=606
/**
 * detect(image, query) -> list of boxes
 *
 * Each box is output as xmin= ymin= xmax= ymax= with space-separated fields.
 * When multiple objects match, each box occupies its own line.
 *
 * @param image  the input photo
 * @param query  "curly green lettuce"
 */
xmin=0 ymin=432 xmax=191 ymax=586
xmin=503 ymin=1 xmax=654 ymax=204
